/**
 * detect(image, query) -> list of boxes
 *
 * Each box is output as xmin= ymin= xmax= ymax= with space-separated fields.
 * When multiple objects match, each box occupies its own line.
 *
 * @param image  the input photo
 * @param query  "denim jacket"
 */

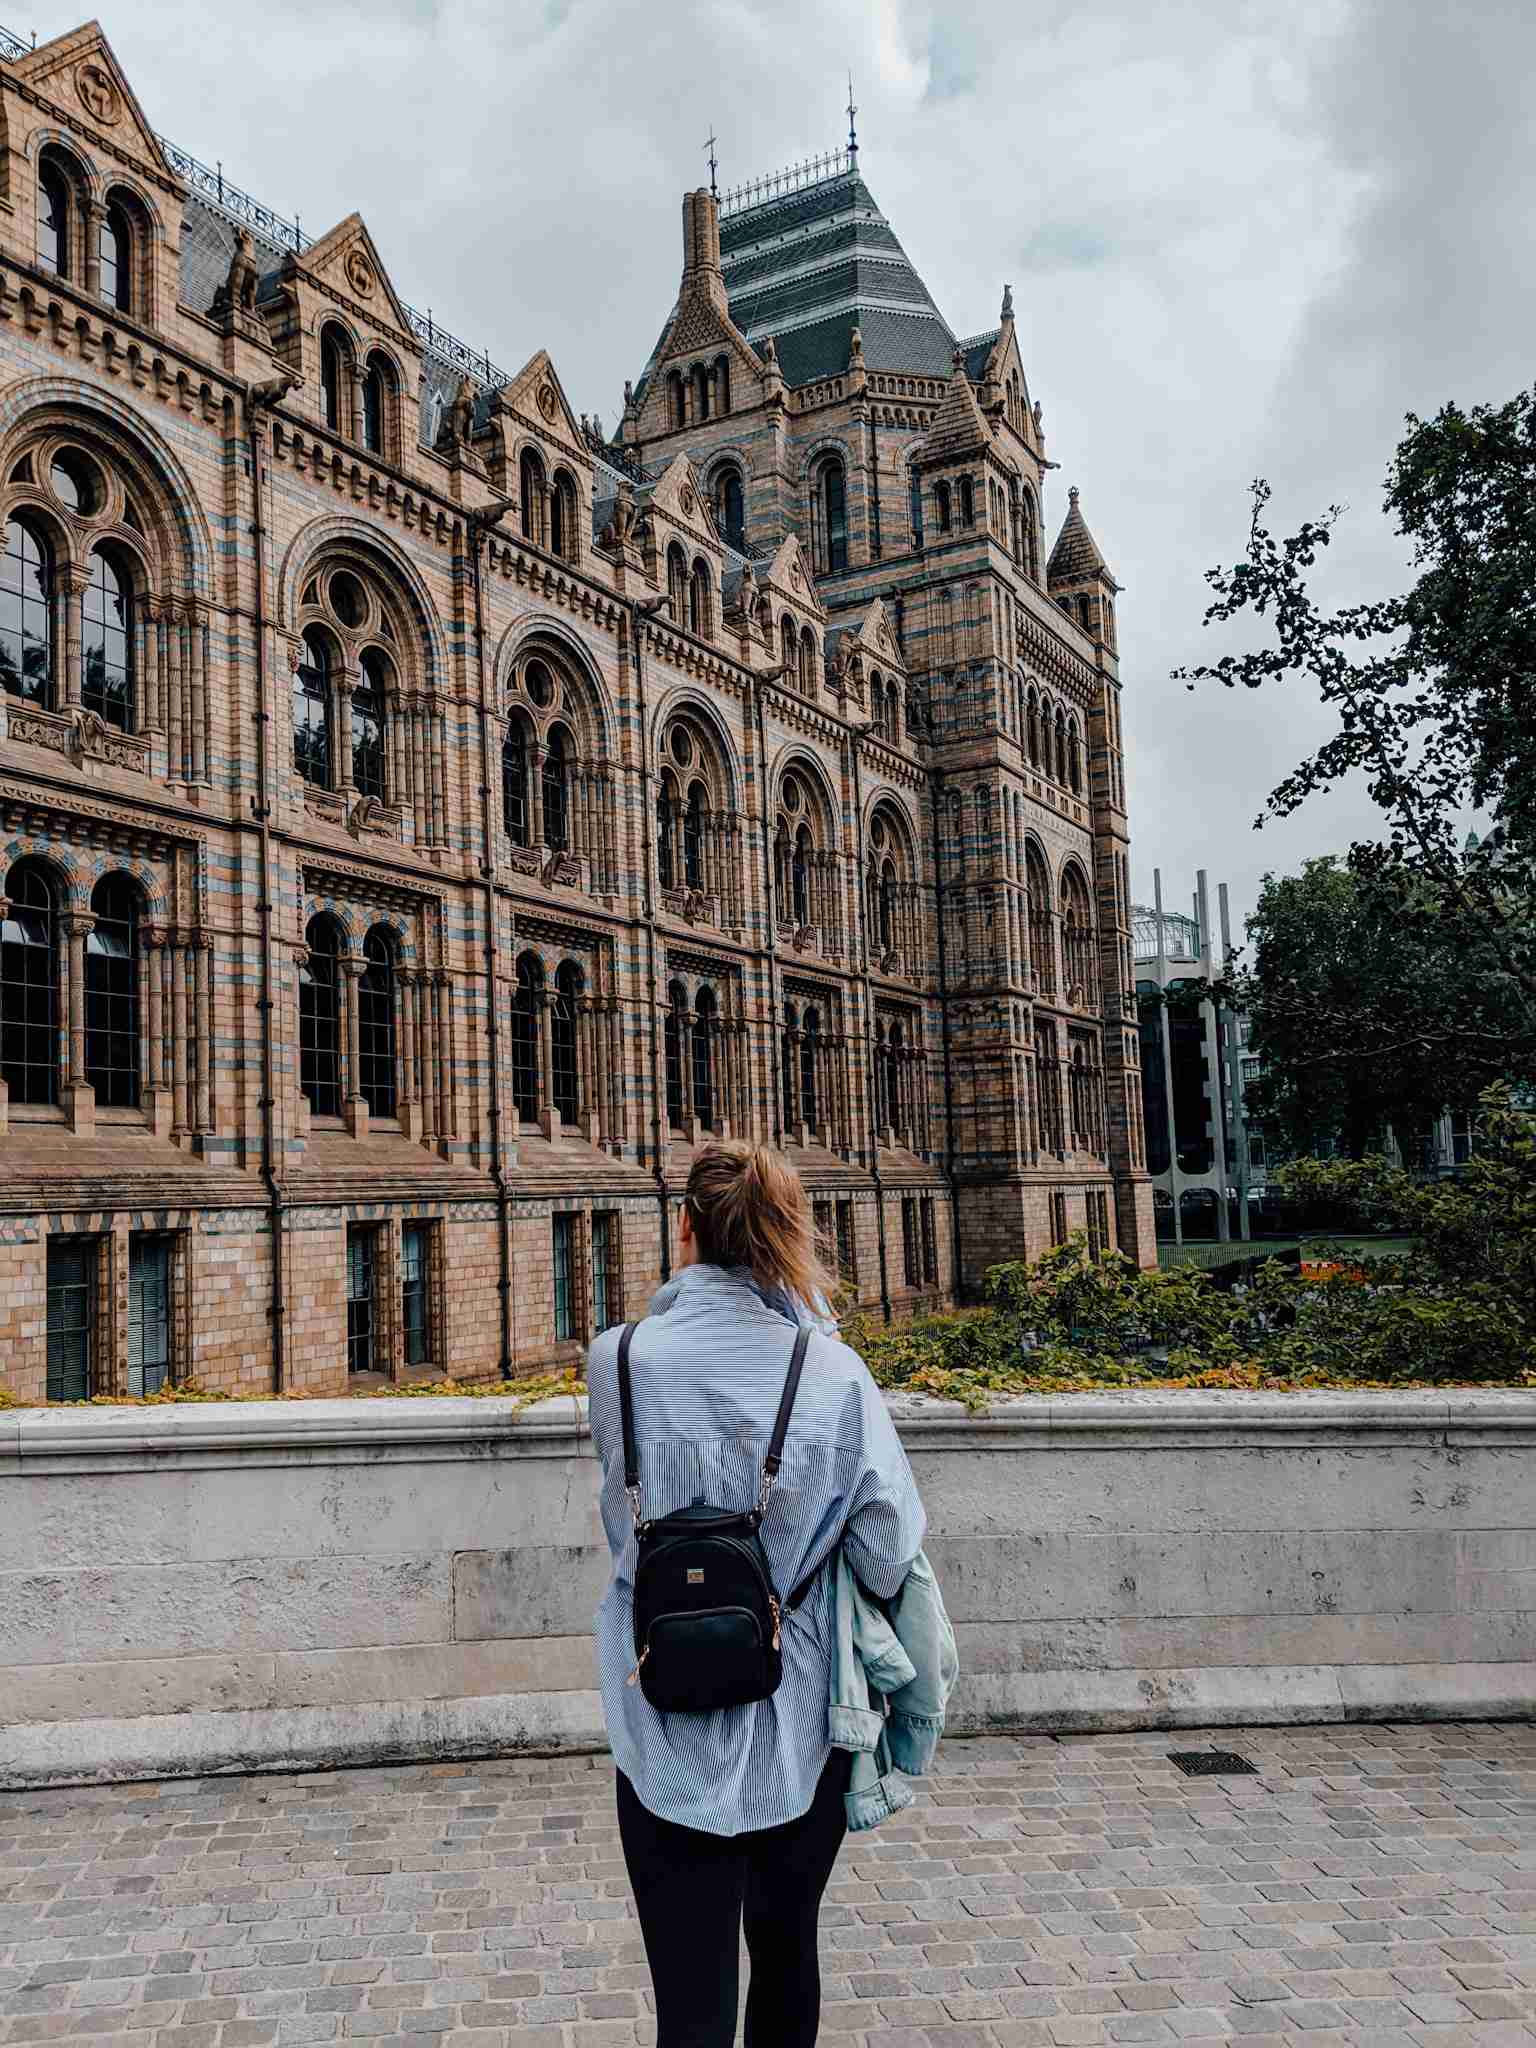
xmin=830 ymin=1545 xmax=958 ymax=1830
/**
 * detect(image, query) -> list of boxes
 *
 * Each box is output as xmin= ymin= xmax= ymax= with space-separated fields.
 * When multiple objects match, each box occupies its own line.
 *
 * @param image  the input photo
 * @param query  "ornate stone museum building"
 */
xmin=0 ymin=24 xmax=1151 ymax=1399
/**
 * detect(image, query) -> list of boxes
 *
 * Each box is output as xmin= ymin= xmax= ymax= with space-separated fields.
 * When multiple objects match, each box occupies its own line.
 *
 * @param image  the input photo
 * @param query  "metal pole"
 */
xmin=1197 ymin=870 xmax=1231 ymax=1243
xmin=1152 ymin=867 xmax=1182 ymax=1248
xmin=1219 ymin=881 xmax=1251 ymax=1241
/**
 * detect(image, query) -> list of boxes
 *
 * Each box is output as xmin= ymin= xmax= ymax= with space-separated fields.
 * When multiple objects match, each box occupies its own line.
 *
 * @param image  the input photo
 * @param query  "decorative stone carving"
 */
xmin=5 ymin=702 xmax=149 ymax=775
xmin=77 ymin=61 xmax=119 ymax=124
xmin=543 ymin=852 xmax=581 ymax=888
xmin=344 ymin=247 xmax=375 ymax=298
xmin=507 ymin=845 xmax=543 ymax=878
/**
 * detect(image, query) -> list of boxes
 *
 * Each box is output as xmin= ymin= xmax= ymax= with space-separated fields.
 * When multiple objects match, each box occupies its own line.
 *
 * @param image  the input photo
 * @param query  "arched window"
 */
xmin=1025 ymin=844 xmax=1054 ymax=993
xmin=510 ymin=952 xmax=543 ymax=1123
xmin=542 ymin=725 xmax=570 ymax=850
xmin=886 ymin=1020 xmax=906 ymax=1139
xmin=1026 ymin=689 xmax=1042 ymax=768
xmin=714 ymin=466 xmax=745 ymax=551
xmin=1 ymin=861 xmax=59 ymax=1105
xmin=688 ymin=559 xmax=711 ymax=638
xmin=692 ymin=362 xmax=711 ymax=422
xmin=293 ymin=628 xmax=334 ymax=789
xmin=792 ymin=823 xmax=811 ymax=926
xmin=667 ymin=543 xmax=689 ymax=623
xmin=798 ymin=627 xmax=816 ymax=696
xmin=817 ymin=458 xmax=848 ymax=573
xmin=799 ymin=1005 xmax=819 ymax=1130
xmin=656 ymin=771 xmax=677 ymax=889
xmin=780 ymin=615 xmax=797 ymax=674
xmin=692 ymin=985 xmax=716 ymax=1131
xmin=935 ymin=480 xmax=952 ymax=533
xmin=352 ymin=648 xmax=388 ymax=799
xmin=299 ymin=915 xmax=343 ymax=1118
xmin=519 ymin=448 xmax=546 ymax=545
xmin=683 ymin=779 xmax=706 ymax=890
xmin=81 ymin=545 xmax=134 ymax=733
xmin=99 ymin=197 xmax=133 ymax=313
xmin=667 ymin=371 xmax=685 ymax=432
xmin=550 ymin=469 xmax=578 ymax=562
xmin=873 ymin=1022 xmax=889 ymax=1132
xmin=84 ymin=875 xmax=140 ymax=1109
xmin=910 ymin=468 xmax=924 ymax=548
xmin=1055 ymin=708 xmax=1069 ymax=785
xmin=1067 ymin=718 xmax=1083 ymax=794
xmin=664 ymin=980 xmax=687 ymax=1127
xmin=715 ymin=354 xmax=731 ymax=416
xmin=879 ymin=857 xmax=896 ymax=955
xmin=552 ymin=961 xmax=582 ymax=1123
xmin=358 ymin=927 xmax=397 ymax=1119
xmin=36 ymin=157 xmax=71 ymax=278
xmin=1062 ymin=865 xmax=1098 ymax=1002
xmin=1078 ymin=595 xmax=1092 ymax=637
xmin=1 ymin=518 xmax=54 ymax=706
xmin=503 ymin=714 xmax=531 ymax=847
xmin=959 ymin=476 xmax=975 ymax=526
xmin=320 ymin=324 xmax=350 ymax=435
xmin=361 ymin=353 xmax=394 ymax=457
xmin=781 ymin=1000 xmax=798 ymax=1125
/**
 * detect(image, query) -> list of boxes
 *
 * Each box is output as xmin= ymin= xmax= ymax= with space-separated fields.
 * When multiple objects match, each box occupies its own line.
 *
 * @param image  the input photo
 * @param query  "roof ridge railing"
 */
xmin=719 ymin=147 xmax=855 ymax=218
xmin=0 ymin=24 xmax=512 ymax=391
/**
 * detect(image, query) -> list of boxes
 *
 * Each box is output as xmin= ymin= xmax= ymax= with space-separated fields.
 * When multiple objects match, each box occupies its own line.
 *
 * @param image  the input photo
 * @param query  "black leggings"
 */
xmin=616 ymin=1750 xmax=851 ymax=2047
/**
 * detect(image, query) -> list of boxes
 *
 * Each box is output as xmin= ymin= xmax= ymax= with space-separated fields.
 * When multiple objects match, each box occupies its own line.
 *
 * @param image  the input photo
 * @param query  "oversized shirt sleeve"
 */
xmin=839 ymin=1365 xmax=927 ymax=1601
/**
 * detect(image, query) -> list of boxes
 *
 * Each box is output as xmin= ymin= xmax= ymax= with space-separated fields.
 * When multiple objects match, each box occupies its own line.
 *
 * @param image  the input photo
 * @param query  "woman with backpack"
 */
xmin=586 ymin=1139 xmax=930 ymax=2048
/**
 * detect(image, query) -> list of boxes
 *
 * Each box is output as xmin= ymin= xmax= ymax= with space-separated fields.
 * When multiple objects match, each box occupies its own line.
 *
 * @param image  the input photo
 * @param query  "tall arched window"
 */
xmin=99 ymin=197 xmax=133 ymax=313
xmin=353 ymin=648 xmax=388 ymax=799
xmin=667 ymin=371 xmax=685 ymax=431
xmin=691 ymin=985 xmax=716 ymax=1131
xmin=714 ymin=467 xmax=745 ymax=550
xmin=36 ymin=157 xmax=71 ymax=278
xmin=1025 ymin=843 xmax=1054 ymax=993
xmin=683 ymin=780 xmax=706 ymax=890
xmin=935 ymin=481 xmax=952 ymax=533
xmin=82 ymin=545 xmax=134 ymax=732
xmin=84 ymin=874 xmax=140 ymax=1108
xmin=780 ymin=616 xmax=797 ymax=674
xmin=879 ymin=857 xmax=896 ymax=955
xmin=503 ymin=714 xmax=531 ymax=847
xmin=692 ymin=363 xmax=711 ymax=423
xmin=799 ymin=1005 xmax=819 ymax=1130
xmin=688 ymin=559 xmax=711 ymax=638
xmin=358 ymin=927 xmax=397 ymax=1118
xmin=299 ymin=915 xmax=343 ymax=1118
xmin=817 ymin=458 xmax=848 ymax=573
xmin=519 ymin=448 xmax=546 ymax=545
xmin=959 ymin=475 xmax=975 ymax=525
xmin=1055 ymin=708 xmax=1069 ymax=785
xmin=798 ymin=627 xmax=816 ymax=696
xmin=550 ymin=469 xmax=578 ymax=562
xmin=542 ymin=725 xmax=570 ymax=850
xmin=1 ymin=518 xmax=54 ymax=705
xmin=552 ymin=961 xmax=582 ymax=1123
xmin=792 ymin=824 xmax=811 ymax=925
xmin=1067 ymin=718 xmax=1083 ymax=794
xmin=1 ymin=861 xmax=59 ymax=1106
xmin=361 ymin=353 xmax=394 ymax=457
xmin=664 ymin=981 xmax=687 ymax=1127
xmin=1062 ymin=865 xmax=1098 ymax=1003
xmin=667 ymin=543 xmax=688 ymax=623
xmin=320 ymin=325 xmax=349 ymax=435
xmin=886 ymin=1020 xmax=907 ymax=1140
xmin=293 ymin=628 xmax=334 ymax=789
xmin=910 ymin=468 xmax=924 ymax=548
xmin=656 ymin=771 xmax=677 ymax=889
xmin=511 ymin=952 xmax=543 ymax=1123
xmin=714 ymin=354 xmax=731 ymax=416
xmin=873 ymin=1021 xmax=889 ymax=1132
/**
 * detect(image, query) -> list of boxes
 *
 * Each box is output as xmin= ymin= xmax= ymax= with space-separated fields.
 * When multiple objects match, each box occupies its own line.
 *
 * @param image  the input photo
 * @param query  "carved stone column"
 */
xmin=60 ymin=564 xmax=88 ymax=711
xmin=193 ymin=933 xmax=213 ymax=1136
xmin=529 ymin=743 xmax=546 ymax=848
xmin=337 ymin=662 xmax=358 ymax=792
xmin=170 ymin=932 xmax=191 ymax=1140
xmin=341 ymin=956 xmax=368 ymax=1138
xmin=186 ymin=601 xmax=210 ymax=784
xmin=59 ymin=911 xmax=95 ymax=1133
xmin=416 ymin=971 xmax=437 ymax=1146
xmin=428 ymin=703 xmax=448 ymax=850
xmin=437 ymin=971 xmax=457 ymax=1144
xmin=398 ymin=966 xmax=421 ymax=1139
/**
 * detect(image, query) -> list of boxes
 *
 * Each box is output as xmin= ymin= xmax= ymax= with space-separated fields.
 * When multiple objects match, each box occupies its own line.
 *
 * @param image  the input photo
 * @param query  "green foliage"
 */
xmin=7 ymin=1367 xmax=585 ymax=1413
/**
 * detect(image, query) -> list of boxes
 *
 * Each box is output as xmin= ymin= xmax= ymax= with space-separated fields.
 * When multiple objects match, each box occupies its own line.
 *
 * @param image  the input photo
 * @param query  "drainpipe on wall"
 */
xmin=848 ymin=721 xmax=891 ymax=1323
xmin=927 ymin=768 xmax=962 ymax=1301
xmin=631 ymin=594 xmax=672 ymax=1278
xmin=466 ymin=498 xmax=515 ymax=1376
xmin=244 ymin=374 xmax=298 ymax=1393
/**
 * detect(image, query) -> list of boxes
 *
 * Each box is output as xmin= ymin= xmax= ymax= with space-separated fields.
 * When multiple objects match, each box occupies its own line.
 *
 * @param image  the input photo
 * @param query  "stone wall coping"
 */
xmin=7 ymin=1385 xmax=1535 ymax=1471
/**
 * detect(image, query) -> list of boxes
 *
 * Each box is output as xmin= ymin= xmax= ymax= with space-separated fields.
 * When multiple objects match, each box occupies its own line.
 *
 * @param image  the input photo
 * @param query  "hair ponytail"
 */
xmin=684 ymin=1140 xmax=832 ymax=1308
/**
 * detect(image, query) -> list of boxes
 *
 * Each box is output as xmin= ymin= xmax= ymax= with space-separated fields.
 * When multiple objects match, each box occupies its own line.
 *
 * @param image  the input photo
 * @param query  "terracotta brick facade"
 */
xmin=0 ymin=27 xmax=1151 ymax=1402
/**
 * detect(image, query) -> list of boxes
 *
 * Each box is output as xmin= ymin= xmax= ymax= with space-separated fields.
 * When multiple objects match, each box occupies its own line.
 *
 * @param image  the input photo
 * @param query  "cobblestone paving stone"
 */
xmin=2 ymin=1721 xmax=1535 ymax=2046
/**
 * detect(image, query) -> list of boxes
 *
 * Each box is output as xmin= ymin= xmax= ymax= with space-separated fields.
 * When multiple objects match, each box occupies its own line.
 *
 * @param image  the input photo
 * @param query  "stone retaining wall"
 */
xmin=2 ymin=1390 xmax=1532 ymax=1787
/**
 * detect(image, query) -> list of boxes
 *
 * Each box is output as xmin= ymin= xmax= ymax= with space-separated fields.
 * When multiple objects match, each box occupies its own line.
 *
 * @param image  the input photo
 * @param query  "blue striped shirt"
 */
xmin=586 ymin=1262 xmax=927 ymax=1836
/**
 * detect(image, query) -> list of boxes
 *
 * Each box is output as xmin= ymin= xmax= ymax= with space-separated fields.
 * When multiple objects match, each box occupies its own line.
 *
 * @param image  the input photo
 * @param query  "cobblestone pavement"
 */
xmin=2 ymin=1721 xmax=1535 ymax=2047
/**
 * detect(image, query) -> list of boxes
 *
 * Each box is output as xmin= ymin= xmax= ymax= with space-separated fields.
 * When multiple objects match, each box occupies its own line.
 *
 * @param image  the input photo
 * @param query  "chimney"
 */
xmin=681 ymin=187 xmax=722 ymax=283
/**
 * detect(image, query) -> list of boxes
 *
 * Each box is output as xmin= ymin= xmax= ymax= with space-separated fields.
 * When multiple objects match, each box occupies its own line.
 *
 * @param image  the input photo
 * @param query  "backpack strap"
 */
xmin=756 ymin=1324 xmax=812 ymax=1518
xmin=616 ymin=1322 xmax=642 ymax=1524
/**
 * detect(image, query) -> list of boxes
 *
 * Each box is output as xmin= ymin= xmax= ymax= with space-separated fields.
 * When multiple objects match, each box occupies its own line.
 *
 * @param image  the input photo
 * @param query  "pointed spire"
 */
xmin=1048 ymin=484 xmax=1115 ymax=586
xmin=846 ymin=73 xmax=859 ymax=161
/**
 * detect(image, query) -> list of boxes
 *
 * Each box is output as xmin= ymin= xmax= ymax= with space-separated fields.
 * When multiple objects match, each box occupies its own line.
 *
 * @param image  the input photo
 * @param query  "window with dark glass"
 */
xmin=552 ymin=1212 xmax=577 ymax=1341
xmin=401 ymin=1221 xmax=431 ymax=1368
xmin=1 ymin=518 xmax=54 ymax=704
xmin=1 ymin=862 xmax=58 ymax=1106
xmin=664 ymin=987 xmax=685 ymax=1128
xmin=293 ymin=630 xmax=333 ymax=788
xmin=47 ymin=1239 xmax=95 ymax=1400
xmin=836 ymin=1201 xmax=856 ymax=1285
xmin=542 ymin=726 xmax=569 ymax=850
xmin=799 ymin=1006 xmax=819 ymax=1129
xmin=82 ymin=546 xmax=133 ymax=731
xmin=901 ymin=1197 xmax=919 ymax=1286
xmin=320 ymin=327 xmax=345 ymax=433
xmin=361 ymin=355 xmax=391 ymax=456
xmin=37 ymin=161 xmax=69 ymax=278
xmin=683 ymin=780 xmax=705 ymax=890
xmin=920 ymin=1196 xmax=937 ymax=1284
xmin=591 ymin=1210 xmax=617 ymax=1331
xmin=128 ymin=1233 xmax=171 ymax=1395
xmin=511 ymin=952 xmax=542 ymax=1123
xmin=715 ymin=468 xmax=745 ymax=550
xmin=656 ymin=776 xmax=676 ymax=889
xmin=689 ymin=562 xmax=710 ymax=637
xmin=821 ymin=461 xmax=848 ymax=573
xmin=85 ymin=873 xmax=139 ymax=1108
xmin=935 ymin=481 xmax=951 ymax=533
xmin=791 ymin=825 xmax=810 ymax=925
xmin=909 ymin=470 xmax=924 ymax=547
xmin=100 ymin=201 xmax=132 ymax=313
xmin=299 ymin=916 xmax=343 ymax=1117
xmin=552 ymin=962 xmax=581 ymax=1123
xmin=959 ymin=476 xmax=975 ymax=525
xmin=352 ymin=648 xmax=388 ymax=798
xmin=519 ymin=449 xmax=545 ymax=543
xmin=358 ymin=928 xmax=397 ymax=1118
xmin=346 ymin=1224 xmax=378 ymax=1373
xmin=503 ymin=717 xmax=530 ymax=847
xmin=691 ymin=987 xmax=715 ymax=1131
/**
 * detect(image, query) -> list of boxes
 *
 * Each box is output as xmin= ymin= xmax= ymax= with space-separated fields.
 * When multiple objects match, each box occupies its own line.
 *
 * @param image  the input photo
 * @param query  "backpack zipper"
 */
xmin=626 ymin=1645 xmax=649 ymax=1687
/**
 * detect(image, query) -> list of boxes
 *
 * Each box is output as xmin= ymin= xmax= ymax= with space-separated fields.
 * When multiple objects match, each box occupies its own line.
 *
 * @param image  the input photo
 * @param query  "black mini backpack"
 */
xmin=618 ymin=1319 xmax=818 ymax=1713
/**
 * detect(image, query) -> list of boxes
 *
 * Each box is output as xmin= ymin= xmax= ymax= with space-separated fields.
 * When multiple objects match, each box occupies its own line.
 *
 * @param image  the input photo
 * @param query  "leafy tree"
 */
xmin=1174 ymin=387 xmax=1536 ymax=1094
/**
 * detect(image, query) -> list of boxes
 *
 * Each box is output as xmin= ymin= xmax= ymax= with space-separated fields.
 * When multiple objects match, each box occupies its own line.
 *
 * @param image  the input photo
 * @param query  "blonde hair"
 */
xmin=684 ymin=1140 xmax=833 ymax=1307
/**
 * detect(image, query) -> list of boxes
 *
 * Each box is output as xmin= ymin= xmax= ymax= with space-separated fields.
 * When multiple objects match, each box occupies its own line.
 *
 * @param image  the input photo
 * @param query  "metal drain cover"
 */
xmin=1168 ymin=1749 xmax=1258 ymax=1777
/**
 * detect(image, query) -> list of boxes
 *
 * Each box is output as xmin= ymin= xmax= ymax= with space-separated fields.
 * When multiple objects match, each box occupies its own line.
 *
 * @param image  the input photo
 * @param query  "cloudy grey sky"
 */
xmin=48 ymin=0 xmax=1536 ymax=941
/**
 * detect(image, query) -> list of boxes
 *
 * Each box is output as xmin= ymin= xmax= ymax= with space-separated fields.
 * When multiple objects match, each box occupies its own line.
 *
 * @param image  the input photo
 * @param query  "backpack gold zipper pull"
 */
xmin=626 ymin=1646 xmax=649 ymax=1687
xmin=770 ymin=1597 xmax=782 ymax=1651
